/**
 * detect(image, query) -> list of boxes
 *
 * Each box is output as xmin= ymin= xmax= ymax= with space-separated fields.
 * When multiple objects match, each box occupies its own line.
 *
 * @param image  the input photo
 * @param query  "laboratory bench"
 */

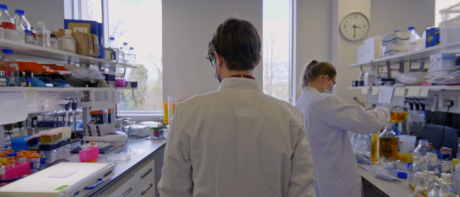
xmin=359 ymin=165 xmax=412 ymax=197
xmin=67 ymin=138 xmax=166 ymax=197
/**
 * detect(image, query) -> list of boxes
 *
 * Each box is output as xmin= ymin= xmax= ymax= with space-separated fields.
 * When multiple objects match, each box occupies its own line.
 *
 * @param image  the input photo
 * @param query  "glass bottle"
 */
xmin=409 ymin=172 xmax=425 ymax=191
xmin=0 ymin=4 xmax=18 ymax=41
xmin=118 ymin=47 xmax=125 ymax=63
xmin=391 ymin=106 xmax=407 ymax=123
xmin=380 ymin=123 xmax=399 ymax=160
xmin=0 ymin=49 xmax=19 ymax=86
xmin=358 ymin=68 xmax=364 ymax=86
xmin=415 ymin=139 xmax=431 ymax=158
xmin=36 ymin=21 xmax=50 ymax=48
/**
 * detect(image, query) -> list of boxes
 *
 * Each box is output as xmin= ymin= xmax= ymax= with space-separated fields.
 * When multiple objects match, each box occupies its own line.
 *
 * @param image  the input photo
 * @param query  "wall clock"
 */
xmin=339 ymin=12 xmax=369 ymax=41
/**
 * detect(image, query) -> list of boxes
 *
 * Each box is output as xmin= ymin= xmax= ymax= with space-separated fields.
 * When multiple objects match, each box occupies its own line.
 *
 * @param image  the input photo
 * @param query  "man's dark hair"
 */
xmin=206 ymin=18 xmax=261 ymax=71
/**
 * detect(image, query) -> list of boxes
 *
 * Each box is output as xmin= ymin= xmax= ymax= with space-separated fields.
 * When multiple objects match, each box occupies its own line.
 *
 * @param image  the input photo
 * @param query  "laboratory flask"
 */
xmin=380 ymin=123 xmax=399 ymax=161
xmin=391 ymin=106 xmax=407 ymax=123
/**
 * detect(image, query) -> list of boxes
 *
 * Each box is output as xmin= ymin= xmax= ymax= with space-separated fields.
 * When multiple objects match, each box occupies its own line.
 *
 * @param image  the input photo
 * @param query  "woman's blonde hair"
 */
xmin=301 ymin=60 xmax=337 ymax=89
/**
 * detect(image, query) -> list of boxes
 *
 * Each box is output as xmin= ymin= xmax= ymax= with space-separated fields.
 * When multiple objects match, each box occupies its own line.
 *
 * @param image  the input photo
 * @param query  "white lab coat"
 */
xmin=159 ymin=78 xmax=316 ymax=197
xmin=295 ymin=87 xmax=390 ymax=197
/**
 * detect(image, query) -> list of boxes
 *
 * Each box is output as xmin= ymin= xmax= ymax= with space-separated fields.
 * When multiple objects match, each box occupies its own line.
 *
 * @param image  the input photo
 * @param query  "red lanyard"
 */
xmin=230 ymin=74 xmax=255 ymax=80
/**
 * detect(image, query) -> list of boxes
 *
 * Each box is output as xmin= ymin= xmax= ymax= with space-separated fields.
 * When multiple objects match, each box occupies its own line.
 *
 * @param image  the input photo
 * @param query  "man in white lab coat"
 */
xmin=158 ymin=18 xmax=316 ymax=197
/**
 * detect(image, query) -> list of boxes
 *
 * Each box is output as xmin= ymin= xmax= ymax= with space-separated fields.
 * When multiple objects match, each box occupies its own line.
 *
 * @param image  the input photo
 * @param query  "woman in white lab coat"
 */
xmin=295 ymin=60 xmax=391 ymax=197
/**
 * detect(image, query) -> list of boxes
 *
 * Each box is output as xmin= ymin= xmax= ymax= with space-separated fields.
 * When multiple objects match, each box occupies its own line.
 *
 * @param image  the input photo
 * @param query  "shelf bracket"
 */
xmin=419 ymin=61 xmax=425 ymax=72
xmin=386 ymin=62 xmax=391 ymax=78
xmin=399 ymin=62 xmax=405 ymax=73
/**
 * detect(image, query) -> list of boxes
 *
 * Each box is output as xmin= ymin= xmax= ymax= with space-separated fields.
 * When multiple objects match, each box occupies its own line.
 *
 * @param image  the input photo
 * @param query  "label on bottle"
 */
xmin=63 ymin=39 xmax=75 ymax=51
xmin=1 ymin=22 xmax=16 ymax=30
xmin=0 ymin=27 xmax=3 ymax=38
xmin=25 ymin=34 xmax=34 ymax=44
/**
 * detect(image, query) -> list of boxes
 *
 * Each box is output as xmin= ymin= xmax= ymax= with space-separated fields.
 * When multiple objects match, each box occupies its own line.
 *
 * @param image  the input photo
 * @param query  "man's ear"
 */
xmin=254 ymin=56 xmax=261 ymax=68
xmin=214 ymin=51 xmax=223 ymax=68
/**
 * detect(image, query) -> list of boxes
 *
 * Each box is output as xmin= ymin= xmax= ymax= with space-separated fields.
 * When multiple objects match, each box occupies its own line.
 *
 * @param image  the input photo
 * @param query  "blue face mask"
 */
xmin=215 ymin=66 xmax=221 ymax=84
xmin=324 ymin=80 xmax=333 ymax=94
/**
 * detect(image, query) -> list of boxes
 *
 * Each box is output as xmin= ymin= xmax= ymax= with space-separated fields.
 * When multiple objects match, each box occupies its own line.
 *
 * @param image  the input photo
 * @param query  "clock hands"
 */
xmin=352 ymin=25 xmax=362 ymax=38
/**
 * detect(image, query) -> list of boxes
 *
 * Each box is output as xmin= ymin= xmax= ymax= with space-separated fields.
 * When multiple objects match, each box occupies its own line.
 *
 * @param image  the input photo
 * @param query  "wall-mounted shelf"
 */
xmin=349 ymin=85 xmax=460 ymax=91
xmin=349 ymin=41 xmax=460 ymax=68
xmin=0 ymin=38 xmax=136 ymax=68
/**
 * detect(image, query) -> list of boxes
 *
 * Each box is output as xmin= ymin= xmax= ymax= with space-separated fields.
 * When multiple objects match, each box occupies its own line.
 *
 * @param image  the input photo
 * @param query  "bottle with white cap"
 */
xmin=122 ymin=43 xmax=129 ymax=63
xmin=128 ymin=47 xmax=136 ymax=66
xmin=13 ymin=9 xmax=30 ymax=43
xmin=36 ymin=21 xmax=50 ymax=48
xmin=0 ymin=4 xmax=18 ymax=41
xmin=61 ymin=29 xmax=76 ymax=53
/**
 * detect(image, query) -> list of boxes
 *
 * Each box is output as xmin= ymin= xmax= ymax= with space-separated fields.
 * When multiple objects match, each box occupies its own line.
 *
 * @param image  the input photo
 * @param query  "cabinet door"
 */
xmin=133 ymin=159 xmax=155 ymax=185
xmin=135 ymin=182 xmax=155 ymax=197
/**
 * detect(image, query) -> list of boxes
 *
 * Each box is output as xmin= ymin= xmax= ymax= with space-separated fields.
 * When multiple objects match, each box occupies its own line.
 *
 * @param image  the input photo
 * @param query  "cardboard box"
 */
xmin=365 ymin=36 xmax=382 ymax=60
xmin=68 ymin=22 xmax=92 ymax=34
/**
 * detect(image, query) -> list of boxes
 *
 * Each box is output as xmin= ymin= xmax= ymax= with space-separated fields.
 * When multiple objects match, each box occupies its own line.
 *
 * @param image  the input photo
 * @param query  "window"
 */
xmin=80 ymin=0 xmax=103 ymax=23
xmin=263 ymin=0 xmax=290 ymax=103
xmin=82 ymin=0 xmax=163 ymax=112
xmin=435 ymin=0 xmax=459 ymax=25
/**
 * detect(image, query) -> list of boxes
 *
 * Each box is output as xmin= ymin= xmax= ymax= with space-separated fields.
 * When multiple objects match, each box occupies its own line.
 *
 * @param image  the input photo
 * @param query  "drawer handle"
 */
xmin=85 ymin=178 xmax=105 ymax=190
xmin=141 ymin=184 xmax=153 ymax=196
xmin=120 ymin=187 xmax=133 ymax=197
xmin=140 ymin=168 xmax=153 ymax=179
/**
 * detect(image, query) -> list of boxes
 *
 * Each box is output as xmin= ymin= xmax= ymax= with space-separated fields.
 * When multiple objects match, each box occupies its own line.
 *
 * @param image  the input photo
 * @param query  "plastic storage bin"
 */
xmin=11 ymin=136 xmax=31 ymax=151
xmin=79 ymin=145 xmax=99 ymax=163
xmin=430 ymin=53 xmax=456 ymax=72
xmin=5 ymin=162 xmax=30 ymax=179
xmin=440 ymin=16 xmax=460 ymax=44
xmin=439 ymin=2 xmax=460 ymax=22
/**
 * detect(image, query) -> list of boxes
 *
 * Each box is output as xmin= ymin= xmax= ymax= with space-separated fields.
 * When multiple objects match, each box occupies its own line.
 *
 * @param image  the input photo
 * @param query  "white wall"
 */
xmin=162 ymin=0 xmax=263 ymax=102
xmin=1 ymin=0 xmax=64 ymax=31
xmin=295 ymin=0 xmax=435 ymax=105
xmin=294 ymin=0 xmax=332 ymax=100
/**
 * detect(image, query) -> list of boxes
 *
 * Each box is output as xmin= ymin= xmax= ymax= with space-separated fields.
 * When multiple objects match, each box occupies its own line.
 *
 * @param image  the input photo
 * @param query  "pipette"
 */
xmin=71 ymin=98 xmax=78 ymax=132
xmin=408 ymin=99 xmax=414 ymax=126
xmin=353 ymin=97 xmax=365 ymax=108
xmin=64 ymin=99 xmax=71 ymax=126
xmin=413 ymin=99 xmax=420 ymax=125
xmin=419 ymin=99 xmax=426 ymax=127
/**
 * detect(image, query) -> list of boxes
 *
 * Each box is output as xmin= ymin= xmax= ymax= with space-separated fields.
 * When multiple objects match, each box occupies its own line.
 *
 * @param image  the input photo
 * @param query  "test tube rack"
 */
xmin=5 ymin=162 xmax=31 ymax=179
xmin=79 ymin=147 xmax=99 ymax=163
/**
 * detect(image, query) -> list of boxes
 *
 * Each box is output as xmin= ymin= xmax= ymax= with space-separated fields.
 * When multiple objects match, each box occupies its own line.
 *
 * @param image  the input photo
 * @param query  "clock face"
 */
xmin=339 ymin=12 xmax=369 ymax=41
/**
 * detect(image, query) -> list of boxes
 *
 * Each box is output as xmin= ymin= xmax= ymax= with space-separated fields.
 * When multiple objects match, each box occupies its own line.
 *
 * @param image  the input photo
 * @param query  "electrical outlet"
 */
xmin=439 ymin=96 xmax=457 ymax=108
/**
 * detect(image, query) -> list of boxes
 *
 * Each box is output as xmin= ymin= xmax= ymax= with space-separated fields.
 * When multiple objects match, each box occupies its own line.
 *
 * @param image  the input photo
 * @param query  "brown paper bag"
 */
xmin=92 ymin=34 xmax=100 ymax=57
xmin=73 ymin=32 xmax=88 ymax=56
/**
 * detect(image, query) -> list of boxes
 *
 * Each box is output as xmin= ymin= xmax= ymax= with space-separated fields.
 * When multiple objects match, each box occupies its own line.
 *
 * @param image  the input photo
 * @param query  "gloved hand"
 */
xmin=380 ymin=103 xmax=399 ymax=112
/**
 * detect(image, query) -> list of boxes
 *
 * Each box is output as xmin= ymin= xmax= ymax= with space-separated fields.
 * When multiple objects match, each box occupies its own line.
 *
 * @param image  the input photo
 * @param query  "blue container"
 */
xmin=38 ymin=142 xmax=60 ymax=151
xmin=11 ymin=136 xmax=31 ymax=151
xmin=426 ymin=27 xmax=440 ymax=48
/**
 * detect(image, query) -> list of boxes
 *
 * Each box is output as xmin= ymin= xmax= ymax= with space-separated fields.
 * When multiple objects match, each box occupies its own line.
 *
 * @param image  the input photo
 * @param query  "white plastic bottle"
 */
xmin=128 ymin=47 xmax=136 ymax=66
xmin=406 ymin=27 xmax=424 ymax=52
xmin=0 ymin=49 xmax=19 ymax=86
xmin=13 ymin=9 xmax=30 ymax=43
xmin=107 ymin=37 xmax=119 ymax=62
xmin=0 ymin=4 xmax=18 ymax=41
xmin=364 ymin=65 xmax=377 ymax=86
xmin=36 ymin=21 xmax=50 ymax=48
xmin=61 ymin=29 xmax=76 ymax=53
xmin=118 ymin=47 xmax=125 ymax=63
xmin=123 ymin=43 xmax=129 ymax=63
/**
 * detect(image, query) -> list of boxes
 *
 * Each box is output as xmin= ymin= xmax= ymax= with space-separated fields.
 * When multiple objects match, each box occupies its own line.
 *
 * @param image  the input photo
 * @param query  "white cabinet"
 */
xmin=99 ymin=159 xmax=155 ymax=197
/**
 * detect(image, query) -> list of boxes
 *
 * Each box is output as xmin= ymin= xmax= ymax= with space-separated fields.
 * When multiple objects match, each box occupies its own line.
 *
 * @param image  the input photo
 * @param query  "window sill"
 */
xmin=118 ymin=111 xmax=163 ymax=121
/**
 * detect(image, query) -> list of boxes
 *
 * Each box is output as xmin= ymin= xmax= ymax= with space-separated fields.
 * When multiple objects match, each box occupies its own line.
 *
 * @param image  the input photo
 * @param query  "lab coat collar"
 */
xmin=304 ymin=87 xmax=320 ymax=93
xmin=218 ymin=77 xmax=261 ymax=91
